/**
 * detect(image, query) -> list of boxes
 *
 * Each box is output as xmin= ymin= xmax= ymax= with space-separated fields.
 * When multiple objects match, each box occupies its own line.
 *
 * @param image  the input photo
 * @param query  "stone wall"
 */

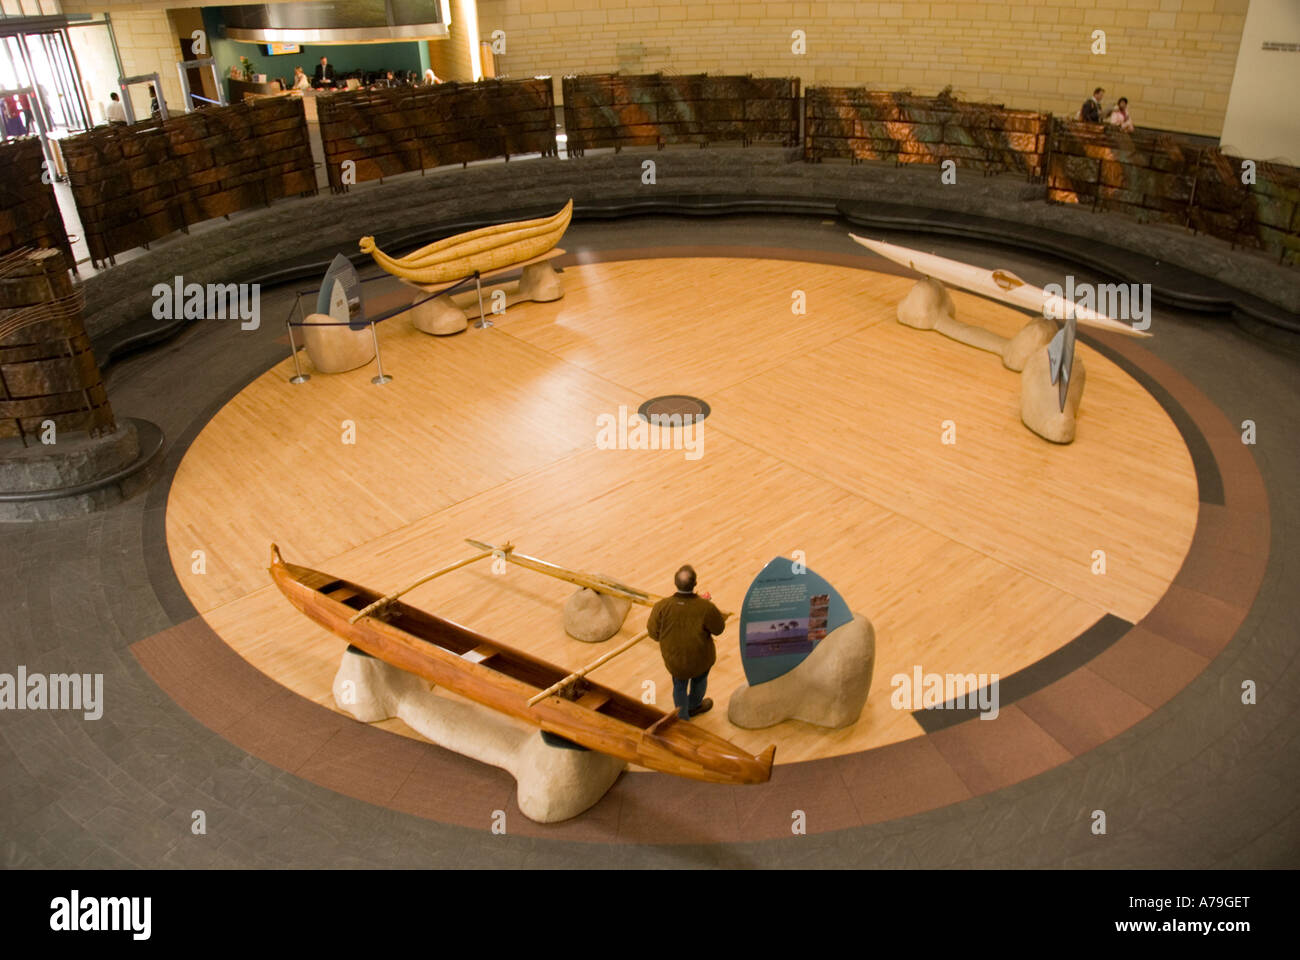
xmin=317 ymin=78 xmax=556 ymax=190
xmin=805 ymin=88 xmax=1050 ymax=178
xmin=1048 ymin=121 xmax=1300 ymax=265
xmin=60 ymin=97 xmax=317 ymax=263
xmin=562 ymin=73 xmax=799 ymax=152
xmin=0 ymin=139 xmax=71 ymax=263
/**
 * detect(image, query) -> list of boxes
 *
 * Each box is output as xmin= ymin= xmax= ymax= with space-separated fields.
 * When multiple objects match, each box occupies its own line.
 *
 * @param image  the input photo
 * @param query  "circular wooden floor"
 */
xmin=165 ymin=253 xmax=1200 ymax=772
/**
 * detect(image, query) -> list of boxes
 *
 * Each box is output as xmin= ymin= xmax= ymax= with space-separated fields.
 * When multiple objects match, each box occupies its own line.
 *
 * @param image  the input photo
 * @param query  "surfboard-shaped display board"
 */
xmin=739 ymin=557 xmax=852 ymax=686
xmin=316 ymin=254 xmax=366 ymax=330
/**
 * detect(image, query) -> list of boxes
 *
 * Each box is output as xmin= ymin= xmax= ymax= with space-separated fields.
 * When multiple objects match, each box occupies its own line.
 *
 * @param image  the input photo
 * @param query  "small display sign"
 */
xmin=316 ymin=253 xmax=365 ymax=330
xmin=739 ymin=557 xmax=852 ymax=686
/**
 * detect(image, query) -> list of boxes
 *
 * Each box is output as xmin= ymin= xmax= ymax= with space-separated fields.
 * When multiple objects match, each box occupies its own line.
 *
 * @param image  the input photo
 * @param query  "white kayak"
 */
xmin=850 ymin=234 xmax=1153 ymax=338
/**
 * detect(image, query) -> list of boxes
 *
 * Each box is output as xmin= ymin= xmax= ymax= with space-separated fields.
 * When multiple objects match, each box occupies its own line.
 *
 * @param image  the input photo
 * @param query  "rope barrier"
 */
xmin=286 ymin=269 xmax=482 ymax=325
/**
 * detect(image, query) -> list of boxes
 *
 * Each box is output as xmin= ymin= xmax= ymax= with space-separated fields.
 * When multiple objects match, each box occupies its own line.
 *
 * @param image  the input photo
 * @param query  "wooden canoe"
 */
xmin=850 ymin=234 xmax=1153 ymax=338
xmin=269 ymin=545 xmax=775 ymax=785
xmin=359 ymin=200 xmax=573 ymax=284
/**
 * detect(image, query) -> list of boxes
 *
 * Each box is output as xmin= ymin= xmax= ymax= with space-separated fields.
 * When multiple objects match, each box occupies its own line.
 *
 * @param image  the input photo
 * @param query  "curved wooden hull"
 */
xmin=268 ymin=545 xmax=774 ymax=785
xmin=361 ymin=200 xmax=573 ymax=284
xmin=850 ymin=234 xmax=1153 ymax=338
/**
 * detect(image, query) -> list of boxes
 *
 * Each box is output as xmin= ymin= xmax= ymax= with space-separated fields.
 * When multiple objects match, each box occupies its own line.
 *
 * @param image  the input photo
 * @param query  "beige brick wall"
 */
xmin=93 ymin=8 xmax=188 ymax=118
xmin=64 ymin=0 xmax=1250 ymax=135
xmin=479 ymin=0 xmax=1251 ymax=136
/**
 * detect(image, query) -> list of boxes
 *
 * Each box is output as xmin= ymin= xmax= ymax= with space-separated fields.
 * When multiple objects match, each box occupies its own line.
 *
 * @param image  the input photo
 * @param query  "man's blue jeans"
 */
xmin=672 ymin=671 xmax=709 ymax=719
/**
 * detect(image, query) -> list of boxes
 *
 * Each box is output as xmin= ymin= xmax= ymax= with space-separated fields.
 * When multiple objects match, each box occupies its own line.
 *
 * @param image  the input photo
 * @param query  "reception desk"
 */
xmin=229 ymin=78 xmax=283 ymax=102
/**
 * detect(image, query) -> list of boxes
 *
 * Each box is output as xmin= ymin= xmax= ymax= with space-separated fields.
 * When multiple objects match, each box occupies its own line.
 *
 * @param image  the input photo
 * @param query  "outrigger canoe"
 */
xmin=269 ymin=545 xmax=775 ymax=785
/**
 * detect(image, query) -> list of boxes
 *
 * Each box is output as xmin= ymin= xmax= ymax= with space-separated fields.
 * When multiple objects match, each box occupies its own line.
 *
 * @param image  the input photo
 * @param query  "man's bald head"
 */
xmin=674 ymin=565 xmax=697 ymax=593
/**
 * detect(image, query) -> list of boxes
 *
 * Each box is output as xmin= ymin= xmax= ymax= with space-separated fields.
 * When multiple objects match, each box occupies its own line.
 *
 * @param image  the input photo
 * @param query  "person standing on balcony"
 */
xmin=1079 ymin=87 xmax=1104 ymax=123
xmin=1106 ymin=96 xmax=1135 ymax=133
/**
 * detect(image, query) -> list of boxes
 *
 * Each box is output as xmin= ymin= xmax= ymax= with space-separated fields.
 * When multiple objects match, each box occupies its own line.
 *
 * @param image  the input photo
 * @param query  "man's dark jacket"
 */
xmin=647 ymin=592 xmax=725 ymax=679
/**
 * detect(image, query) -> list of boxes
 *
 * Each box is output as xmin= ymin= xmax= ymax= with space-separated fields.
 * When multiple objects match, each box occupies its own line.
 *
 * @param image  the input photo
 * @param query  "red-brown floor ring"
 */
xmin=132 ymin=246 xmax=1269 ymax=844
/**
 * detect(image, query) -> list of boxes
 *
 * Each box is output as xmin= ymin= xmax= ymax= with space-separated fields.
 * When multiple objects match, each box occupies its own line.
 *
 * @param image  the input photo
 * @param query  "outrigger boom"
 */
xmin=465 ymin=538 xmax=663 ymax=606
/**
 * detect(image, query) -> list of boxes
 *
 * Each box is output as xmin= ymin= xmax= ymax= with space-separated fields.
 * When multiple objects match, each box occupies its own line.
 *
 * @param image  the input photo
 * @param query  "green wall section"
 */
xmin=201 ymin=8 xmax=424 ymax=101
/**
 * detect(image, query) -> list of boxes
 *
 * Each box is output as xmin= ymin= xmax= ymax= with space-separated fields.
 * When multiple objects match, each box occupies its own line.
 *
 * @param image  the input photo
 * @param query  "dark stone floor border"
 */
xmin=914 ymin=614 xmax=1135 ymax=733
xmin=130 ymin=244 xmax=1270 ymax=844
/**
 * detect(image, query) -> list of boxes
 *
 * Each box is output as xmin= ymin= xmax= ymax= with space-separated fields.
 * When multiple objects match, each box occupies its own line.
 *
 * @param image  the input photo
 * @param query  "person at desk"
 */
xmin=291 ymin=66 xmax=311 ymax=92
xmin=313 ymin=56 xmax=336 ymax=89
xmin=104 ymin=92 xmax=127 ymax=125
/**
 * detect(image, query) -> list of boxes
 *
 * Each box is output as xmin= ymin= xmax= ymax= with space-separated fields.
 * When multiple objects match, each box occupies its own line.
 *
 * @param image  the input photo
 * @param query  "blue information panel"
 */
xmin=739 ymin=557 xmax=852 ymax=686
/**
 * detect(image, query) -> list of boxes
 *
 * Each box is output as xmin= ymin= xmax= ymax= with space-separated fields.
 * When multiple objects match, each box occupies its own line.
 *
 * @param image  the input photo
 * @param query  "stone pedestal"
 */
xmin=898 ymin=278 xmax=1006 ymax=354
xmin=1002 ymin=319 xmax=1057 ymax=371
xmin=409 ymin=293 xmax=469 ymax=335
xmin=408 ymin=262 xmax=566 ymax=335
xmin=1021 ymin=349 xmax=1086 ymax=443
xmin=562 ymin=585 xmax=632 ymax=643
xmin=301 ymin=312 xmax=375 ymax=373
xmin=728 ymin=614 xmax=876 ymax=729
xmin=0 ymin=418 xmax=164 ymax=521
xmin=517 ymin=261 xmax=564 ymax=303
xmin=897 ymin=276 xmax=954 ymax=330
xmin=333 ymin=648 xmax=624 ymax=822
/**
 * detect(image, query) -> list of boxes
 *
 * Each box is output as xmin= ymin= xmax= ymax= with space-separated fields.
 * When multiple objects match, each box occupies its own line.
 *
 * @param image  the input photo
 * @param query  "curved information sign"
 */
xmin=739 ymin=557 xmax=851 ymax=686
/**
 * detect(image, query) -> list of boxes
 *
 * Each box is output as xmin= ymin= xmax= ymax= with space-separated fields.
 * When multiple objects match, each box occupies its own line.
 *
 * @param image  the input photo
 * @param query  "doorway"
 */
xmin=0 ymin=28 xmax=92 ymax=141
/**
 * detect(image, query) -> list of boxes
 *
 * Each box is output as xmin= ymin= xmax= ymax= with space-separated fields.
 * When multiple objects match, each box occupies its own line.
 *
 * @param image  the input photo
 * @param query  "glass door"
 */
xmin=21 ymin=27 xmax=90 ymax=133
xmin=0 ymin=34 xmax=42 ymax=143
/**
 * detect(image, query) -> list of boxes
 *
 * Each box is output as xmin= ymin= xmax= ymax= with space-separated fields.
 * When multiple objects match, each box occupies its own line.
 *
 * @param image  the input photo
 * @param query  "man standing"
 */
xmin=314 ymin=56 xmax=336 ymax=89
xmin=1079 ymin=87 xmax=1104 ymax=123
xmin=647 ymin=565 xmax=725 ymax=720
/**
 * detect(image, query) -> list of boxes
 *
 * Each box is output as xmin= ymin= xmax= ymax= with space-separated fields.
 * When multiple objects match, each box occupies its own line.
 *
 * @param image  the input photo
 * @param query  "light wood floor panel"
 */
xmin=495 ymin=257 xmax=905 ymax=397
xmin=170 ymin=258 xmax=1198 ymax=767
xmin=713 ymin=296 xmax=1198 ymax=623
xmin=168 ymin=318 xmax=639 ymax=610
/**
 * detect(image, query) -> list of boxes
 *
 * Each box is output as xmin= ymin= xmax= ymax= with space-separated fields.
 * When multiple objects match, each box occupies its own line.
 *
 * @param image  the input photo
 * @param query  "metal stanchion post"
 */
xmin=369 ymin=320 xmax=392 ymax=384
xmin=286 ymin=319 xmax=310 ymax=384
xmin=473 ymin=272 xmax=492 ymax=329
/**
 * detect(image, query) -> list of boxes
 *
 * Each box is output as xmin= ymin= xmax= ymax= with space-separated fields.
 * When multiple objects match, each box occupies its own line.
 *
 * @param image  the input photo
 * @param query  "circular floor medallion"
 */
xmin=637 ymin=395 xmax=711 ymax=423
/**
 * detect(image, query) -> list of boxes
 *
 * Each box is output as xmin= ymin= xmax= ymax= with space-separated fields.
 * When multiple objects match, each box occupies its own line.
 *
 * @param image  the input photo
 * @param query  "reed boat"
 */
xmin=269 ymin=545 xmax=775 ymax=785
xmin=850 ymin=234 xmax=1153 ymax=338
xmin=359 ymin=200 xmax=573 ymax=284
